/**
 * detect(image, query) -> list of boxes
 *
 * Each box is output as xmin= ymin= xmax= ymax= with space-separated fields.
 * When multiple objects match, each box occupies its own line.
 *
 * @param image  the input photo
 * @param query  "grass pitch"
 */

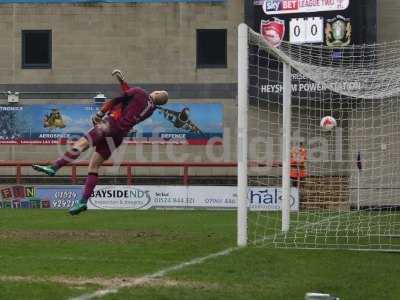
xmin=0 ymin=209 xmax=399 ymax=300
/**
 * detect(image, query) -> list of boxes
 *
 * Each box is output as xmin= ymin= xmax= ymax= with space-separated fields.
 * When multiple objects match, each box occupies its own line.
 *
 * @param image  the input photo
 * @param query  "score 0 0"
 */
xmin=289 ymin=17 xmax=323 ymax=44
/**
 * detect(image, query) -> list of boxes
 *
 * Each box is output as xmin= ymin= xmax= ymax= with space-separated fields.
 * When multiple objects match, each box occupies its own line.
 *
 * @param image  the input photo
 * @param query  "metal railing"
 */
xmin=0 ymin=160 xmax=238 ymax=185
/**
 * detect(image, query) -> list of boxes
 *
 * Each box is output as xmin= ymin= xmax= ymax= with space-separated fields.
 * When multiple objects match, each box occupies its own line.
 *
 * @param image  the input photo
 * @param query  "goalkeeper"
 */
xmin=32 ymin=70 xmax=168 ymax=215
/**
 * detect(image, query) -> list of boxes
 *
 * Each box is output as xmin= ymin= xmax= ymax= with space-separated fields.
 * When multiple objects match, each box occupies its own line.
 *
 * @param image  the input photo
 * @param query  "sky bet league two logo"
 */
xmin=263 ymin=0 xmax=284 ymax=12
xmin=262 ymin=0 xmax=350 ymax=15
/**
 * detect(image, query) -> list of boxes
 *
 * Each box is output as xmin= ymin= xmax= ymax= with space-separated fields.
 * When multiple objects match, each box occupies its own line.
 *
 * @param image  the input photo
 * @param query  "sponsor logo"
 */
xmin=260 ymin=18 xmax=285 ymax=47
xmin=1 ymin=186 xmax=38 ymax=202
xmin=89 ymin=186 xmax=151 ymax=209
xmin=263 ymin=0 xmax=349 ymax=15
xmin=263 ymin=0 xmax=282 ymax=12
xmin=249 ymin=188 xmax=296 ymax=208
xmin=0 ymin=185 xmax=84 ymax=209
xmin=325 ymin=15 xmax=351 ymax=46
xmin=282 ymin=0 xmax=299 ymax=10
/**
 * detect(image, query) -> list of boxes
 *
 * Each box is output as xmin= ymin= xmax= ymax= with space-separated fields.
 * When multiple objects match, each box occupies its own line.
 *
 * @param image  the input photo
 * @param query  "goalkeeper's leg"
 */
xmin=32 ymin=137 xmax=89 ymax=176
xmin=69 ymin=152 xmax=105 ymax=216
xmin=32 ymin=121 xmax=110 ymax=176
xmin=69 ymin=132 xmax=123 ymax=215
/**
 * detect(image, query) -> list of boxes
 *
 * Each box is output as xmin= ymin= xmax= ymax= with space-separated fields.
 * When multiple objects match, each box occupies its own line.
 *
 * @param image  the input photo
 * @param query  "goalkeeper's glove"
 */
xmin=92 ymin=111 xmax=105 ymax=126
xmin=112 ymin=69 xmax=125 ymax=83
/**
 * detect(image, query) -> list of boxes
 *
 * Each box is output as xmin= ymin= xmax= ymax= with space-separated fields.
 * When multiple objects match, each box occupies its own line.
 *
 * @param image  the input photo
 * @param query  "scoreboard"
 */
xmin=250 ymin=0 xmax=377 ymax=46
xmin=246 ymin=0 xmax=377 ymax=101
xmin=289 ymin=17 xmax=324 ymax=44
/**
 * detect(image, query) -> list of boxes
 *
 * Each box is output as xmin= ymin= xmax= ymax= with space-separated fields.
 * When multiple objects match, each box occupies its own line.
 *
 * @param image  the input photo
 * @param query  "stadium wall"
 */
xmin=378 ymin=0 xmax=400 ymax=42
xmin=0 ymin=2 xmax=243 ymax=84
xmin=352 ymin=2 xmax=400 ymax=205
xmin=0 ymin=1 xmax=243 ymax=178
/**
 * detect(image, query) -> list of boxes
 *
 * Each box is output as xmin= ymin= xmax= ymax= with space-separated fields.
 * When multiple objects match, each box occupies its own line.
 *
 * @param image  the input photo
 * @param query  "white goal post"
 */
xmin=237 ymin=23 xmax=248 ymax=247
xmin=237 ymin=23 xmax=400 ymax=251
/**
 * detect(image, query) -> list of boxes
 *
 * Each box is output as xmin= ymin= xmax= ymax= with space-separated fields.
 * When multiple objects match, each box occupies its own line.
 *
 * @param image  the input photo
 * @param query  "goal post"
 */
xmin=237 ymin=23 xmax=400 ymax=251
xmin=281 ymin=62 xmax=291 ymax=233
xmin=237 ymin=23 xmax=293 ymax=245
xmin=237 ymin=23 xmax=248 ymax=247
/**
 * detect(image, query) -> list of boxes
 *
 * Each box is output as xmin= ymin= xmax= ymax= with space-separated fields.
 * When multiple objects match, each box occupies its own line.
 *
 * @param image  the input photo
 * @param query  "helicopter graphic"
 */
xmin=43 ymin=109 xmax=66 ymax=129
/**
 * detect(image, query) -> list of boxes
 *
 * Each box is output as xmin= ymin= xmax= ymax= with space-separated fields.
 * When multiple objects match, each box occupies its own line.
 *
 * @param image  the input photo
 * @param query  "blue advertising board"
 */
xmin=0 ymin=103 xmax=223 ymax=145
xmin=0 ymin=185 xmax=82 ymax=209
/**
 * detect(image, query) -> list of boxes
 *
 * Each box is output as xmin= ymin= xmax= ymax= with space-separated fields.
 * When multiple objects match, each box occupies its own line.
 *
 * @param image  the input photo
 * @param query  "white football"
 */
xmin=320 ymin=116 xmax=337 ymax=131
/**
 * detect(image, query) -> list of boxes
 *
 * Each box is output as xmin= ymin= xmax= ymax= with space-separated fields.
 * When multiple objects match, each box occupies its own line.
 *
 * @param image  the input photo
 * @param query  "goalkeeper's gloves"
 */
xmin=112 ymin=69 xmax=125 ymax=82
xmin=92 ymin=111 xmax=105 ymax=126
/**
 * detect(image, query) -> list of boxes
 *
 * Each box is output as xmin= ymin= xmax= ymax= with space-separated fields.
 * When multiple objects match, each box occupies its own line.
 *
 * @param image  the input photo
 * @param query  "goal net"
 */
xmin=237 ymin=23 xmax=400 ymax=251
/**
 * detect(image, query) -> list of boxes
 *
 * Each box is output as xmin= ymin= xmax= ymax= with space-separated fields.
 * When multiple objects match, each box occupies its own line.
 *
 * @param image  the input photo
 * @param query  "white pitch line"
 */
xmin=69 ymin=246 xmax=239 ymax=300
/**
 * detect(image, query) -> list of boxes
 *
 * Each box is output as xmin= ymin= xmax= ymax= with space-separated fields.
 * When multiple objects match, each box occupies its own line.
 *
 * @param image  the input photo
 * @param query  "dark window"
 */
xmin=22 ymin=30 xmax=52 ymax=69
xmin=197 ymin=29 xmax=227 ymax=68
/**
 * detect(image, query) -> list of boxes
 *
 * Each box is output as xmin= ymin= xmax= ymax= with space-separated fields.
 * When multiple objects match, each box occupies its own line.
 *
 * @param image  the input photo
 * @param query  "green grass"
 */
xmin=0 ymin=209 xmax=399 ymax=300
xmin=0 ymin=282 xmax=99 ymax=300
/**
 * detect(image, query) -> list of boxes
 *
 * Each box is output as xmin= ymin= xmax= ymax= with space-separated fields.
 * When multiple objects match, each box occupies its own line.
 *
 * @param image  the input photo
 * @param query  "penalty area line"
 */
xmin=69 ymin=246 xmax=239 ymax=300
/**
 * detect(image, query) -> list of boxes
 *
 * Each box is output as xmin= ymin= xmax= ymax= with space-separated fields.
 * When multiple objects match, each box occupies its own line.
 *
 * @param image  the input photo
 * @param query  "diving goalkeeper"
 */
xmin=32 ymin=70 xmax=168 ymax=215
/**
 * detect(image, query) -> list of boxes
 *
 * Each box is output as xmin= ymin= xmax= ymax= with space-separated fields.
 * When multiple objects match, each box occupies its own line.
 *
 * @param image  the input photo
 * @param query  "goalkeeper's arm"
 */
xmin=92 ymin=94 xmax=131 ymax=125
xmin=112 ymin=69 xmax=130 ymax=92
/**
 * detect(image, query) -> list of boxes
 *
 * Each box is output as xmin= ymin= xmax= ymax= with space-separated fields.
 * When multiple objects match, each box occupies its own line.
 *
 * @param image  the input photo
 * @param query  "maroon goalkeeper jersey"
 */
xmin=111 ymin=87 xmax=156 ymax=134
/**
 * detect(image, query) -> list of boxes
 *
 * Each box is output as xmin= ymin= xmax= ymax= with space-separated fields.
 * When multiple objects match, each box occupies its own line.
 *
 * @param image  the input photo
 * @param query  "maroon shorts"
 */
xmin=85 ymin=122 xmax=124 ymax=160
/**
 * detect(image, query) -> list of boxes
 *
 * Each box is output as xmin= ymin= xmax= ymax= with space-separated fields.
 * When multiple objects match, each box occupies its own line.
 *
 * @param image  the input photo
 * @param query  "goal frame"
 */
xmin=237 ymin=23 xmax=292 ymax=246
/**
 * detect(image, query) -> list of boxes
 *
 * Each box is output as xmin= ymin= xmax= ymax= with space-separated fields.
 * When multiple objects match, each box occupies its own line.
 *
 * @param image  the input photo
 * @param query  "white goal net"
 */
xmin=237 ymin=23 xmax=400 ymax=251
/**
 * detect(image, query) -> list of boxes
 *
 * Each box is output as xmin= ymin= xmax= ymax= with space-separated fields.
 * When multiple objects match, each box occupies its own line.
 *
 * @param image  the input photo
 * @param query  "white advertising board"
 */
xmin=87 ymin=186 xmax=299 ymax=211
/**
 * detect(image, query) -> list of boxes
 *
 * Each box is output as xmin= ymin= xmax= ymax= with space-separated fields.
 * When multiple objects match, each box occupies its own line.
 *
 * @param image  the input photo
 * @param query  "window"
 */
xmin=22 ymin=30 xmax=52 ymax=69
xmin=196 ymin=29 xmax=227 ymax=68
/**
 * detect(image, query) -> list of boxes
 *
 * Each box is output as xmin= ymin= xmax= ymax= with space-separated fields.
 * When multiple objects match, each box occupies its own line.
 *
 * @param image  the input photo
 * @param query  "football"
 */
xmin=320 ymin=116 xmax=337 ymax=131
